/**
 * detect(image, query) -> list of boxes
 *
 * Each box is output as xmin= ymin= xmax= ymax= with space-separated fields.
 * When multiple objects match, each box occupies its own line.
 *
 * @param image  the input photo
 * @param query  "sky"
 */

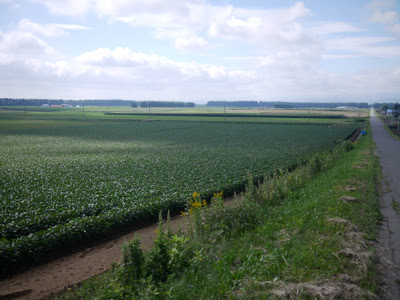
xmin=0 ymin=0 xmax=399 ymax=103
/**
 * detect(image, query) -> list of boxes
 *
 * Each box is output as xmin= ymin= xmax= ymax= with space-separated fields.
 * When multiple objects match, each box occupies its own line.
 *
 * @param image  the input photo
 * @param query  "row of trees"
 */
xmin=131 ymin=101 xmax=195 ymax=108
xmin=0 ymin=98 xmax=196 ymax=108
xmin=381 ymin=103 xmax=400 ymax=118
xmin=0 ymin=98 xmax=132 ymax=106
xmin=207 ymin=101 xmax=370 ymax=108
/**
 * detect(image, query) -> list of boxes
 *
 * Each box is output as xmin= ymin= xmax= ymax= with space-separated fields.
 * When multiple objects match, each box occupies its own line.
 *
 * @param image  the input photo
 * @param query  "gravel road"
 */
xmin=371 ymin=108 xmax=400 ymax=299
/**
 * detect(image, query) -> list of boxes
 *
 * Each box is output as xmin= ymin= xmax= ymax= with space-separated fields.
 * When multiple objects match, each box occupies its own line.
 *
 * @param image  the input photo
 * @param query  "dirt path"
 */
xmin=370 ymin=108 xmax=400 ymax=299
xmin=0 ymin=197 xmax=239 ymax=300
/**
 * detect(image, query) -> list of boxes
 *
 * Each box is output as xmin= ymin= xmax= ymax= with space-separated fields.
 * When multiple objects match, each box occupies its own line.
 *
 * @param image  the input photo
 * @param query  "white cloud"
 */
xmin=2 ymin=1 xmax=397 ymax=101
xmin=366 ymin=0 xmax=397 ymax=10
xmin=1 ymin=45 xmax=399 ymax=100
xmin=258 ymin=49 xmax=319 ymax=70
xmin=108 ymin=2 xmax=211 ymax=52
xmin=0 ymin=0 xmax=20 ymax=9
xmin=18 ymin=19 xmax=90 ymax=37
xmin=0 ymin=31 xmax=55 ymax=62
xmin=55 ymin=24 xmax=91 ymax=31
xmin=370 ymin=10 xmax=398 ymax=24
xmin=174 ymin=36 xmax=209 ymax=52
xmin=153 ymin=27 xmax=210 ymax=53
xmin=366 ymin=0 xmax=400 ymax=38
xmin=0 ymin=46 xmax=259 ymax=100
xmin=0 ymin=19 xmax=90 ymax=65
xmin=94 ymin=0 xmax=193 ymax=18
xmin=32 ymin=0 xmax=314 ymax=52
xmin=330 ymin=68 xmax=400 ymax=96
xmin=30 ymin=0 xmax=198 ymax=18
xmin=324 ymin=36 xmax=400 ymax=57
xmin=321 ymin=54 xmax=358 ymax=60
xmin=31 ymin=0 xmax=93 ymax=16
xmin=74 ymin=47 xmax=252 ymax=81
xmin=388 ymin=23 xmax=400 ymax=38
xmin=208 ymin=2 xmax=312 ymax=47
xmin=310 ymin=22 xmax=363 ymax=35
xmin=18 ymin=19 xmax=66 ymax=37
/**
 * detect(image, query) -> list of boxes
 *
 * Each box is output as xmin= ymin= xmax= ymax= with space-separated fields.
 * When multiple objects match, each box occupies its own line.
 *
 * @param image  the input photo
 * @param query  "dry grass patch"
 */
xmin=276 ymin=228 xmax=298 ymax=247
xmin=339 ymin=185 xmax=357 ymax=192
xmin=327 ymin=217 xmax=358 ymax=230
xmin=249 ymin=218 xmax=376 ymax=299
xmin=263 ymin=279 xmax=374 ymax=299
xmin=327 ymin=218 xmax=372 ymax=279
xmin=352 ymin=165 xmax=365 ymax=169
xmin=347 ymin=178 xmax=367 ymax=188
xmin=352 ymin=159 xmax=369 ymax=169
xmin=340 ymin=195 xmax=360 ymax=203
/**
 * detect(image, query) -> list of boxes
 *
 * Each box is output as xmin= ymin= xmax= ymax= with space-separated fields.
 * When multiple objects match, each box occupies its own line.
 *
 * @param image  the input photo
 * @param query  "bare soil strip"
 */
xmin=0 ymin=197 xmax=238 ymax=300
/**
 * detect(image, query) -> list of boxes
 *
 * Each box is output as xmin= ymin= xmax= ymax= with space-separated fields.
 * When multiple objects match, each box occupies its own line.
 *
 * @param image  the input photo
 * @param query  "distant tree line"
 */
xmin=207 ymin=101 xmax=260 ymax=107
xmin=373 ymin=102 xmax=399 ymax=109
xmin=274 ymin=104 xmax=294 ymax=109
xmin=0 ymin=98 xmax=133 ymax=106
xmin=380 ymin=103 xmax=400 ymax=118
xmin=131 ymin=101 xmax=195 ymax=108
xmin=207 ymin=101 xmax=370 ymax=109
xmin=0 ymin=98 xmax=196 ymax=107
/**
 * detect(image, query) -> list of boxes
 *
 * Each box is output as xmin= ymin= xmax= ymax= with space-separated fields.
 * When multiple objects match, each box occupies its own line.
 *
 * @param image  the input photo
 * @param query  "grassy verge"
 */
xmin=385 ymin=126 xmax=400 ymax=141
xmin=375 ymin=111 xmax=400 ymax=141
xmin=54 ymin=127 xmax=380 ymax=299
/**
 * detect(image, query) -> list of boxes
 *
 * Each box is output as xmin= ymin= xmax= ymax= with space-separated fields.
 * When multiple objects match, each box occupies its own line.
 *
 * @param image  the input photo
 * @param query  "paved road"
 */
xmin=371 ymin=108 xmax=400 ymax=299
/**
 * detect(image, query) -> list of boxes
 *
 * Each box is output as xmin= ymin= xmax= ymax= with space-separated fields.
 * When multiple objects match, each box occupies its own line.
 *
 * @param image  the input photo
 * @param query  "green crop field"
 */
xmin=0 ymin=106 xmax=366 ymax=125
xmin=0 ymin=120 xmax=355 ymax=273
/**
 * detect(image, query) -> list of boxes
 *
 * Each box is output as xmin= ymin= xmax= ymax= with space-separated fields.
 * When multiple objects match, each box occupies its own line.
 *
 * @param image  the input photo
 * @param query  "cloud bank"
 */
xmin=0 ymin=1 xmax=399 ymax=101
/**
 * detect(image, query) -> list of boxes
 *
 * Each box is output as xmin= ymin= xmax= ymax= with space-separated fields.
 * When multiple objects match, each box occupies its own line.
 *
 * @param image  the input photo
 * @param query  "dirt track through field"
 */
xmin=0 ymin=197 xmax=238 ymax=300
xmin=371 ymin=109 xmax=400 ymax=299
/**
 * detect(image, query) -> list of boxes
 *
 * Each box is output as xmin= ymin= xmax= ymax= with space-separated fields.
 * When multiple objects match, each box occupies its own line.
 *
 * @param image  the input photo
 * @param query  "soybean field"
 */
xmin=0 ymin=121 xmax=355 ymax=273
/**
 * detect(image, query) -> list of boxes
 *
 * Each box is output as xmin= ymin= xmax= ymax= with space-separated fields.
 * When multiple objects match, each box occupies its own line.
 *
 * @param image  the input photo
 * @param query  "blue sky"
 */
xmin=0 ymin=0 xmax=399 ymax=102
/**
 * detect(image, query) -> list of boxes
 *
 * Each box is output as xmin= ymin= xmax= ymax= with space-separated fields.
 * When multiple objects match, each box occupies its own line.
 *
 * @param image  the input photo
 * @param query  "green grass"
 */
xmin=0 ymin=106 xmax=364 ymax=125
xmin=375 ymin=110 xmax=400 ymax=141
xmin=0 ymin=119 xmax=101 ymax=129
xmin=391 ymin=201 xmax=400 ymax=213
xmin=54 ymin=126 xmax=381 ymax=299
xmin=162 ymin=130 xmax=380 ymax=298
xmin=385 ymin=126 xmax=400 ymax=141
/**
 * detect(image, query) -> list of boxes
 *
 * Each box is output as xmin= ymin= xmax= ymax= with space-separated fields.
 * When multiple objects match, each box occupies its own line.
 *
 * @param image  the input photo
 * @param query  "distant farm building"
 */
xmin=336 ymin=106 xmax=355 ymax=109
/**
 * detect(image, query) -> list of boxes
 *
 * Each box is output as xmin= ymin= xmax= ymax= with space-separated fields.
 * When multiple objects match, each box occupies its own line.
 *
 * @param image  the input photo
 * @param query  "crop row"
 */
xmin=0 ymin=121 xmax=354 ymax=273
xmin=104 ymin=112 xmax=344 ymax=119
